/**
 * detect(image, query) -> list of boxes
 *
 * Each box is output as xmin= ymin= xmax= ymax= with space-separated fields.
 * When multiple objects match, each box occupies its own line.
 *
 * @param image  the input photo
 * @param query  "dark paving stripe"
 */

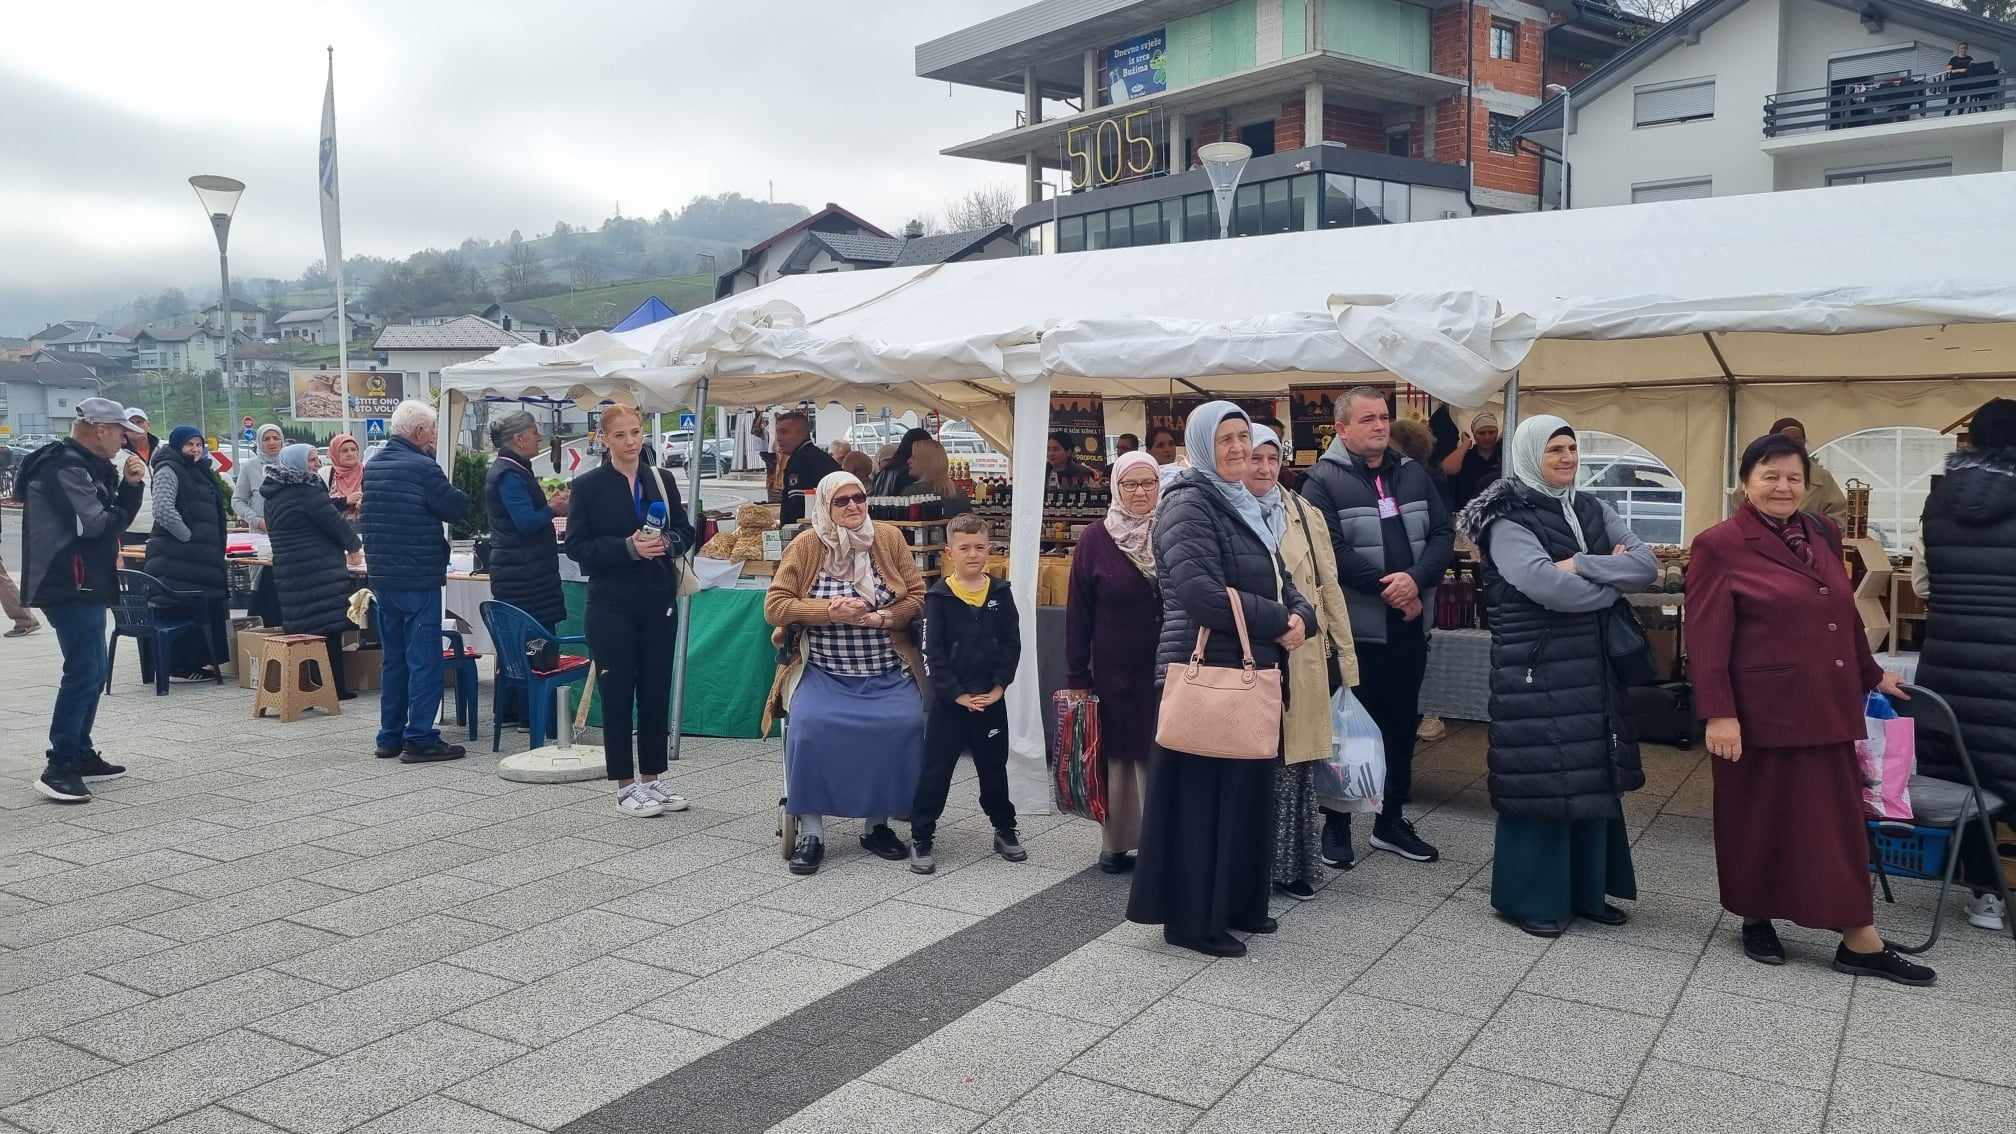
xmin=561 ymin=865 xmax=1133 ymax=1134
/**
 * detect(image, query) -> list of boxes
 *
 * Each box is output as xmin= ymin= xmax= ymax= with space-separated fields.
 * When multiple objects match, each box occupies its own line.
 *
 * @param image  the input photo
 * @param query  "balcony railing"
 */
xmin=1764 ymin=69 xmax=2012 ymax=138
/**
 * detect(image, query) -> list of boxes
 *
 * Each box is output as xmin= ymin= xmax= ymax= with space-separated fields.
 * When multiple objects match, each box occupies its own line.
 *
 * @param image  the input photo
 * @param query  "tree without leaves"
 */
xmin=499 ymin=241 xmax=547 ymax=299
xmin=569 ymin=252 xmax=604 ymax=290
xmin=941 ymin=183 xmax=1020 ymax=231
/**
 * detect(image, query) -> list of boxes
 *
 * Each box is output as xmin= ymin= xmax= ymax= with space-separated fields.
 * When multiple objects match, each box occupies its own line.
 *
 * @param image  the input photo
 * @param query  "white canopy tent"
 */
xmin=442 ymin=171 xmax=2016 ymax=810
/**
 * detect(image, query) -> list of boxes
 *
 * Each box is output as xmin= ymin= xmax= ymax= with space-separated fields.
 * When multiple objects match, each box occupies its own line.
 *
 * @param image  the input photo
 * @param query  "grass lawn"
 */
xmin=519 ymin=275 xmax=714 ymax=326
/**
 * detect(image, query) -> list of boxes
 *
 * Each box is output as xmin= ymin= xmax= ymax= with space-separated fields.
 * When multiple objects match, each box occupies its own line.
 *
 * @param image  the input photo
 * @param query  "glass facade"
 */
xmin=1033 ymin=171 xmax=1459 ymax=254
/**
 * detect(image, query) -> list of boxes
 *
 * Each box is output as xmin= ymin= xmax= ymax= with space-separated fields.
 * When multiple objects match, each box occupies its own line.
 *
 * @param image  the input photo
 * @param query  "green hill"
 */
xmin=521 ymin=275 xmax=716 ymax=327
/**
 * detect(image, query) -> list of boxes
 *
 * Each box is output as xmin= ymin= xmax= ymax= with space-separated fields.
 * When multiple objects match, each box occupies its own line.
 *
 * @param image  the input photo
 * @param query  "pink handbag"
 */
xmin=1155 ymin=587 xmax=1283 ymax=759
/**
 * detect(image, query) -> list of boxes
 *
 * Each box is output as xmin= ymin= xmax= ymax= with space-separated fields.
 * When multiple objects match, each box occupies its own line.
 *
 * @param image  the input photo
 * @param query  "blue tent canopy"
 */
xmin=611 ymin=296 xmax=677 ymax=332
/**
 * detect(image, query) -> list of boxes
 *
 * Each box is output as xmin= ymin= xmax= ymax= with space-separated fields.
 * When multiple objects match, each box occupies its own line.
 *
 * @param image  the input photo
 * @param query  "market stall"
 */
xmin=442 ymin=171 xmax=2016 ymax=811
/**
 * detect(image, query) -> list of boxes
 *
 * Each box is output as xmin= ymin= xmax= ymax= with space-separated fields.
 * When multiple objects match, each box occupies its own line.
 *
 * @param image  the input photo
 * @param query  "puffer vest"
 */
xmin=484 ymin=451 xmax=567 ymax=628
xmin=143 ymin=447 xmax=228 ymax=597
xmin=1475 ymin=481 xmax=1643 ymax=820
xmin=1916 ymin=447 xmax=2016 ymax=795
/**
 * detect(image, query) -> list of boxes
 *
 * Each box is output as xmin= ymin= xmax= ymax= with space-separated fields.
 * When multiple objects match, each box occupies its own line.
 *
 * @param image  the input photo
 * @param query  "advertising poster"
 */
xmin=1145 ymin=396 xmax=1280 ymax=453
xmin=290 ymin=369 xmax=404 ymax=422
xmin=1106 ymin=29 xmax=1167 ymax=102
xmin=1291 ymin=386 xmax=1353 ymax=462
xmin=1048 ymin=393 xmax=1109 ymax=474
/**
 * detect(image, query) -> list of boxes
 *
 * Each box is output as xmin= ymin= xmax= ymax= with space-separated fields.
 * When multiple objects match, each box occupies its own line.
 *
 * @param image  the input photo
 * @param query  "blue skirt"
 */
xmin=785 ymin=664 xmax=925 ymax=819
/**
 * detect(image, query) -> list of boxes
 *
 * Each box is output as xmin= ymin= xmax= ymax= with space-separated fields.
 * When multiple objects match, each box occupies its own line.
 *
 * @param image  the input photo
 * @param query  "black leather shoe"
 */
xmin=400 ymin=741 xmax=466 ymax=763
xmin=374 ymin=744 xmax=403 ymax=759
xmin=789 ymin=836 xmax=825 ymax=875
xmin=1275 ymin=879 xmax=1318 ymax=901
xmin=1098 ymin=852 xmax=1130 ymax=874
xmin=1577 ymin=904 xmax=1630 ymax=926
xmin=1167 ymin=931 xmax=1247 ymax=958
xmin=1231 ymin=916 xmax=1279 ymax=935
xmin=1741 ymin=920 xmax=1787 ymax=966
xmin=1516 ymin=917 xmax=1568 ymax=939
xmin=1833 ymin=941 xmax=1936 ymax=986
xmin=859 ymin=824 xmax=908 ymax=861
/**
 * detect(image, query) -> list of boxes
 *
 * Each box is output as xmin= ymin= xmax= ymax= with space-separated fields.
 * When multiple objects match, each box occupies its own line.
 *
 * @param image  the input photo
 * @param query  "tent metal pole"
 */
xmin=668 ymin=375 xmax=709 ymax=763
xmin=1502 ymin=372 xmax=1520 ymax=434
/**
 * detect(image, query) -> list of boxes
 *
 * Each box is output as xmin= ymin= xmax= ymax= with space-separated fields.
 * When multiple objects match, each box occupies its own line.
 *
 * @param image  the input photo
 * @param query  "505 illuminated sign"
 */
xmin=1062 ymin=108 xmax=1164 ymax=190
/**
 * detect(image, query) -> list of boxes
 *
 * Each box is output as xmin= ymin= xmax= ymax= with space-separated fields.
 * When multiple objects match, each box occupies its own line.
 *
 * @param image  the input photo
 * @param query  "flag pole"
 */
xmin=329 ymin=47 xmax=350 ymax=441
xmin=321 ymin=45 xmax=351 ymax=441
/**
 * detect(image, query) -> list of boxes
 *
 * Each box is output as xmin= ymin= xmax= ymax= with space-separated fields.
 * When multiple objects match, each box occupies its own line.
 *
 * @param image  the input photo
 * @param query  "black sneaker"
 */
xmin=1276 ymin=879 xmax=1318 ymax=901
xmin=1231 ymin=915 xmax=1279 ymax=935
xmin=77 ymin=752 xmax=127 ymax=783
xmin=373 ymin=743 xmax=403 ymax=759
xmin=993 ymin=829 xmax=1027 ymax=862
xmin=1098 ymin=851 xmax=1132 ymax=874
xmin=1833 ymin=941 xmax=1937 ymax=986
xmin=1741 ymin=920 xmax=1787 ymax=966
xmin=1167 ymin=931 xmax=1246 ymax=958
xmin=859 ymin=824 xmax=907 ymax=861
xmin=399 ymin=741 xmax=466 ymax=764
xmin=35 ymin=771 xmax=91 ymax=803
xmin=1320 ymin=812 xmax=1356 ymax=869
xmin=789 ymin=836 xmax=825 ymax=875
xmin=1371 ymin=817 xmax=1439 ymax=863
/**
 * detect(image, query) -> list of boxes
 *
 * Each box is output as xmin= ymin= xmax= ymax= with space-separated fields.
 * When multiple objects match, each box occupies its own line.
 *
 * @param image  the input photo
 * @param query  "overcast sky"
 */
xmin=0 ymin=0 xmax=1041 ymax=335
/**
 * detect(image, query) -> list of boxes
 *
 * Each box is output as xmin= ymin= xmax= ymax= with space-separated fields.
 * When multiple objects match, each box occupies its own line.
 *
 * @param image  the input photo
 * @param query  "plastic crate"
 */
xmin=1868 ymin=821 xmax=1951 ymax=880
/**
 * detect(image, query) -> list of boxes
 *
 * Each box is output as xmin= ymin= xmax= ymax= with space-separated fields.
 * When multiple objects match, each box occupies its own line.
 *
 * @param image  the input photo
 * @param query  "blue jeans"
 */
xmin=375 ymin=586 xmax=444 ymax=749
xmin=45 ymin=604 xmax=108 ymax=770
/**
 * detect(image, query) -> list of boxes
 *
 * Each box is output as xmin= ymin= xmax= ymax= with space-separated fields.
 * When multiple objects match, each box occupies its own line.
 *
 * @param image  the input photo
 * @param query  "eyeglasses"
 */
xmin=830 ymin=492 xmax=867 ymax=508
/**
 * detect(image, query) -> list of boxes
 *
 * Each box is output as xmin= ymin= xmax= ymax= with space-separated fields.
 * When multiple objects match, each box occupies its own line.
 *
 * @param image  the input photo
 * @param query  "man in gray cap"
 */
xmin=14 ymin=398 xmax=147 ymax=802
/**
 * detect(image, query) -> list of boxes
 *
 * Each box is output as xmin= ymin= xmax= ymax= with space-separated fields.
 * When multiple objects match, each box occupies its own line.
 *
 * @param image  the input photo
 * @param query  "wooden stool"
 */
xmin=253 ymin=634 xmax=342 ymax=722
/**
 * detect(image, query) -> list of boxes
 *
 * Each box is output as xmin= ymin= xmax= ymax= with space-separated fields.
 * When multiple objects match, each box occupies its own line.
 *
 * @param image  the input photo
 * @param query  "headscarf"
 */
xmin=1247 ymin=423 xmax=1288 ymax=547
xmin=1103 ymin=451 xmax=1161 ymax=577
xmin=256 ymin=423 xmax=284 ymax=451
xmin=1183 ymin=400 xmax=1276 ymax=551
xmin=809 ymin=470 xmax=880 ymax=602
xmin=265 ymin=442 xmax=319 ymax=487
xmin=1507 ymin=414 xmax=1588 ymax=552
xmin=1470 ymin=412 xmax=1499 ymax=434
xmin=327 ymin=433 xmax=364 ymax=499
xmin=167 ymin=425 xmax=204 ymax=454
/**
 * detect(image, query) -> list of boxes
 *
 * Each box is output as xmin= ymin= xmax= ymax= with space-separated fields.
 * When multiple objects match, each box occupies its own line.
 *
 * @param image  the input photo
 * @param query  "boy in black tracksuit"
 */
xmin=910 ymin=515 xmax=1022 ymax=873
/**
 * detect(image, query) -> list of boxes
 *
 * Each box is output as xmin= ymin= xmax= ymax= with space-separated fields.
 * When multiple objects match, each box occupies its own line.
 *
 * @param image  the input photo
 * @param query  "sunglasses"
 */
xmin=830 ymin=492 xmax=867 ymax=508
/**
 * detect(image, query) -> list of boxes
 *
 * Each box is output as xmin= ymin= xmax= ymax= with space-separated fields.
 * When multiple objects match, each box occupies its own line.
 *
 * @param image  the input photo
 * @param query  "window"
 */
xmin=1631 ymin=177 xmax=1712 ymax=204
xmin=1487 ymin=113 xmax=1518 ymax=154
xmin=1262 ymin=179 xmax=1291 ymax=233
xmin=1323 ymin=175 xmax=1358 ymax=228
xmin=1183 ymin=193 xmax=1214 ymax=241
xmin=1489 ymin=19 xmax=1518 ymax=61
xmin=1085 ymin=211 xmax=1109 ymax=251
xmin=1131 ymin=202 xmax=1161 ymax=247
xmin=1290 ymin=175 xmax=1319 ymax=233
xmin=1105 ymin=208 xmax=1132 ymax=249
xmin=1576 ymin=431 xmax=1685 ymax=546
xmin=1634 ymin=78 xmax=1715 ymax=126
xmin=1382 ymin=181 xmax=1410 ymax=225
xmin=1234 ymin=183 xmax=1262 ymax=236
xmin=1814 ymin=427 xmax=1956 ymax=550
xmin=1386 ymin=128 xmax=1411 ymax=157
xmin=1826 ymin=161 xmax=1952 ymax=186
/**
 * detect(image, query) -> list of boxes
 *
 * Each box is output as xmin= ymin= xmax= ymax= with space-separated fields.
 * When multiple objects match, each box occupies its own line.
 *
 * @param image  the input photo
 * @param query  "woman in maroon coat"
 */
xmin=1065 ymin=451 xmax=1163 ymax=873
xmin=1688 ymin=433 xmax=1932 ymax=986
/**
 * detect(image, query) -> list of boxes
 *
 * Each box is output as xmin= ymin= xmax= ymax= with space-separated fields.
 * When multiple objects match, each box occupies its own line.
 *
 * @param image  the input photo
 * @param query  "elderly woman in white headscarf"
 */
xmin=1126 ymin=402 xmax=1317 ymax=959
xmin=764 ymin=470 xmax=928 ymax=876
xmin=1457 ymin=415 xmax=1657 ymax=938
xmin=1245 ymin=423 xmax=1360 ymax=901
xmin=232 ymin=423 xmax=287 ymax=530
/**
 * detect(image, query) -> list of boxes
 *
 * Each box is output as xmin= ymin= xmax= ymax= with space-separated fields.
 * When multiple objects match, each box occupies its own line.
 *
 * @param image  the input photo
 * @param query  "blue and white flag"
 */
xmin=318 ymin=49 xmax=343 ymax=275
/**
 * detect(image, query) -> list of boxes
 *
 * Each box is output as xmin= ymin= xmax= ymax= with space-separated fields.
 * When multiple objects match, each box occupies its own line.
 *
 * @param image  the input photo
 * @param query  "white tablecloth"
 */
xmin=442 ymin=576 xmax=493 ymax=654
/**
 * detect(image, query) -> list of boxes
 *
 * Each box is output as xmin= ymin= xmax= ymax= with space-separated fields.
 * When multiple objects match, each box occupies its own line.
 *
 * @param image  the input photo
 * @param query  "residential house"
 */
xmin=917 ymin=0 xmax=1647 ymax=253
xmin=134 ymin=325 xmax=245 ymax=374
xmin=372 ymin=315 xmax=529 ymax=395
xmin=0 ymin=336 xmax=28 ymax=363
xmin=273 ymin=305 xmax=371 ymax=345
xmin=26 ymin=321 xmax=92 ymax=353
xmin=27 ymin=321 xmax=132 ymax=357
xmin=476 ymin=302 xmax=565 ymax=344
xmin=773 ymin=220 xmax=1023 ymax=276
xmin=1512 ymin=0 xmax=2015 ymax=208
xmin=35 ymin=347 xmax=132 ymax=383
xmin=0 ymin=356 xmax=99 ymax=437
xmin=715 ymin=203 xmax=899 ymax=297
xmin=200 ymin=298 xmax=270 ymax=337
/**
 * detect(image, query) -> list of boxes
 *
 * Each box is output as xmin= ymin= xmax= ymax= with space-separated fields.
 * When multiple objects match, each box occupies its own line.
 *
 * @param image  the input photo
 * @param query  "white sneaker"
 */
xmin=1966 ymin=891 xmax=2007 ymax=931
xmin=641 ymin=780 xmax=689 ymax=812
xmin=1416 ymin=716 xmax=1448 ymax=742
xmin=616 ymin=783 xmax=665 ymax=818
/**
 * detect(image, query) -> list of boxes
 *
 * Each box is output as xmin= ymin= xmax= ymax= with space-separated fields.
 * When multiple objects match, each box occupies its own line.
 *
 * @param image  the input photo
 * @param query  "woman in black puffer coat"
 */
xmin=1126 ymin=402 xmax=1316 ymax=960
xmin=1916 ymin=397 xmax=2016 ymax=932
xmin=144 ymin=425 xmax=229 ymax=678
xmin=263 ymin=443 xmax=361 ymax=699
xmin=1457 ymin=416 xmax=1656 ymax=939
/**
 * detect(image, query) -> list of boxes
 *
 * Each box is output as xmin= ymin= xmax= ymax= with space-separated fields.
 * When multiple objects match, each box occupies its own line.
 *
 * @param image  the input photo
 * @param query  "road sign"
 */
xmin=567 ymin=447 xmax=582 ymax=472
xmin=678 ymin=412 xmax=697 ymax=431
xmin=211 ymin=449 xmax=232 ymax=473
xmin=242 ymin=416 xmax=255 ymax=430
xmin=365 ymin=418 xmax=387 ymax=442
xmin=241 ymin=428 xmax=256 ymax=444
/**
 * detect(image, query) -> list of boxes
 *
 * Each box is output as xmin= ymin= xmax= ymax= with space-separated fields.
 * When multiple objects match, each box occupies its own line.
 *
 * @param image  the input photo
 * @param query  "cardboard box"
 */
xmin=237 ymin=628 xmax=287 ymax=690
xmin=344 ymin=647 xmax=382 ymax=691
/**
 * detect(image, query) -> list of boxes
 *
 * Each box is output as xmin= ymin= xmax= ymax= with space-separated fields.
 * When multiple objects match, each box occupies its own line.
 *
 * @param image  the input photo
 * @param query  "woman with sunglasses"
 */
xmin=764 ymin=470 xmax=928 ymax=875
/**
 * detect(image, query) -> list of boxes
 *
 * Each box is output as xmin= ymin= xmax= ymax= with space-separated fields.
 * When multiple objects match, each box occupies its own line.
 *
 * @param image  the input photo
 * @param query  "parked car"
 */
xmin=1578 ymin=454 xmax=1684 ymax=545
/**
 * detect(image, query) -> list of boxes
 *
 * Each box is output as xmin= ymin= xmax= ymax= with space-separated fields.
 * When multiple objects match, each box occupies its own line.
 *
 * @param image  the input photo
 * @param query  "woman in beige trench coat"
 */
xmin=1247 ymin=425 xmax=1359 ymax=900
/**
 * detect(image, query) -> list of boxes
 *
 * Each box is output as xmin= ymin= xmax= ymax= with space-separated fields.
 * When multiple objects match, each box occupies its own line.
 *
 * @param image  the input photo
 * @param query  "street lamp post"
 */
xmin=1545 ymin=85 xmax=1571 ymax=212
xmin=1197 ymin=141 xmax=1253 ymax=239
xmin=190 ymin=175 xmax=245 ymax=463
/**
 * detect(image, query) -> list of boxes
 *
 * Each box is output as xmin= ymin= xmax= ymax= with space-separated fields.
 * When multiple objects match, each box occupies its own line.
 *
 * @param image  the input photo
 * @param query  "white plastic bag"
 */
xmin=1315 ymin=686 xmax=1386 ymax=814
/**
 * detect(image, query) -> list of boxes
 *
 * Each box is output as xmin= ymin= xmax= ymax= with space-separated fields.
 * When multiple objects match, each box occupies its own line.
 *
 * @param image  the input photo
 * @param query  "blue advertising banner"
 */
xmin=1106 ymin=29 xmax=1166 ymax=102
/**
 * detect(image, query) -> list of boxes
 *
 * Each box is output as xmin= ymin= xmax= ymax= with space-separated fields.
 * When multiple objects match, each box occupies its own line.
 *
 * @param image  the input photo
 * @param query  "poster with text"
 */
xmin=290 ymin=369 xmax=405 ymax=422
xmin=1106 ymin=29 xmax=1167 ymax=102
xmin=1145 ymin=396 xmax=1280 ymax=456
xmin=1048 ymin=393 xmax=1108 ymax=476
xmin=1290 ymin=386 xmax=1352 ymax=463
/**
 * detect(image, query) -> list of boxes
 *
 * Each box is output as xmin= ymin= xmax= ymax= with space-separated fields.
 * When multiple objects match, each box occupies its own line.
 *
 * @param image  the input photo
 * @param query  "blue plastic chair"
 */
xmin=479 ymin=600 xmax=590 ymax=752
xmin=105 ymin=570 xmax=222 ymax=696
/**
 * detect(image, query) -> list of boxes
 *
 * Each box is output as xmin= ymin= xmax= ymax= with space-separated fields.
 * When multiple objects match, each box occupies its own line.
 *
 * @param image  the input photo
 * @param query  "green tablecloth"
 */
xmin=559 ymin=582 xmax=772 ymax=738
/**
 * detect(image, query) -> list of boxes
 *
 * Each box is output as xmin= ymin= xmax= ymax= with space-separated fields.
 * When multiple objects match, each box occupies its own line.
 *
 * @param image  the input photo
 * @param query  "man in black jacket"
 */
xmin=909 ymin=514 xmax=1023 ymax=873
xmin=16 ymin=399 xmax=147 ymax=802
xmin=1299 ymin=388 xmax=1455 ymax=867
xmin=771 ymin=411 xmax=838 ymax=524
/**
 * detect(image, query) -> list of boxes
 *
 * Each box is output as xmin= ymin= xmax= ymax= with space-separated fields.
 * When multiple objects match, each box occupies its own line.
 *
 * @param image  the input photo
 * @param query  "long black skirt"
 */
xmin=1125 ymin=743 xmax=1274 ymax=942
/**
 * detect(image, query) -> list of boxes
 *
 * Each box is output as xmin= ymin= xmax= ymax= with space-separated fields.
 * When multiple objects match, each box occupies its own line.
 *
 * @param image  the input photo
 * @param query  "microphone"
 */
xmin=641 ymin=500 xmax=667 ymax=545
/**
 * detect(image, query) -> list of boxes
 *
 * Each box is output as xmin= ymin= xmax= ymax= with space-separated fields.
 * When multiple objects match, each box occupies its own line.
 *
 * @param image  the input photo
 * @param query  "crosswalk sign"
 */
xmin=678 ymin=411 xmax=697 ymax=431
xmin=365 ymin=418 xmax=387 ymax=441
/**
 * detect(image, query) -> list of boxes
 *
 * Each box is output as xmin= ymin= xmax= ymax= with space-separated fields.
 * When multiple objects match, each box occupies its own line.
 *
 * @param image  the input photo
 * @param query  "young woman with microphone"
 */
xmin=564 ymin=403 xmax=697 ymax=817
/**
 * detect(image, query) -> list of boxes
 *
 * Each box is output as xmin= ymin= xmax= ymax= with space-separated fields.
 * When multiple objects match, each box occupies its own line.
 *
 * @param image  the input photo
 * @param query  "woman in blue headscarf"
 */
xmin=1126 ymin=402 xmax=1316 ymax=958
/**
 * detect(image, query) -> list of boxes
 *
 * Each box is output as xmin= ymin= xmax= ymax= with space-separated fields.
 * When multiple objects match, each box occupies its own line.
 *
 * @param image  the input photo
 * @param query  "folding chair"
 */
xmin=106 ymin=570 xmax=223 ymax=695
xmin=1867 ymin=683 xmax=2016 ymax=953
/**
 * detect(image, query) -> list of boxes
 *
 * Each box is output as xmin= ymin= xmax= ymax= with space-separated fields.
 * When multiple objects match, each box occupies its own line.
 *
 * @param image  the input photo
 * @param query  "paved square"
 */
xmin=2 ymin=599 xmax=2010 ymax=1134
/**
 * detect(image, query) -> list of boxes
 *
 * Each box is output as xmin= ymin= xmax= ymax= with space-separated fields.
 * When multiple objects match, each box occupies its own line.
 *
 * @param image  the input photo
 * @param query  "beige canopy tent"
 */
xmin=441 ymin=170 xmax=2016 ymax=800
